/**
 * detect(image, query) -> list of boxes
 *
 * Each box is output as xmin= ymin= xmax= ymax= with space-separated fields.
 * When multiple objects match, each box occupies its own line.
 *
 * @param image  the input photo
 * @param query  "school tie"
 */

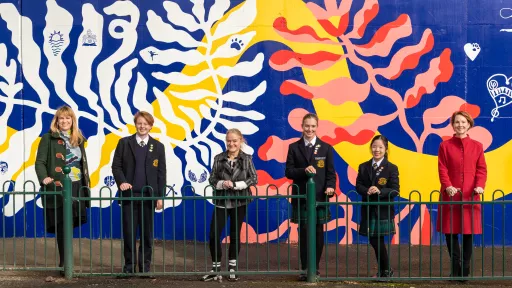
xmin=306 ymin=143 xmax=313 ymax=157
xmin=372 ymin=162 xmax=378 ymax=170
xmin=140 ymin=140 xmax=146 ymax=147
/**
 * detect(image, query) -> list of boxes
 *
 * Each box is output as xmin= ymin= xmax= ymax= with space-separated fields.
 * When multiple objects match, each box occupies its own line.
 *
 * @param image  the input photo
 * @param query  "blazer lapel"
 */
xmin=231 ymin=157 xmax=243 ymax=181
xmin=365 ymin=160 xmax=375 ymax=184
xmin=128 ymin=134 xmax=137 ymax=157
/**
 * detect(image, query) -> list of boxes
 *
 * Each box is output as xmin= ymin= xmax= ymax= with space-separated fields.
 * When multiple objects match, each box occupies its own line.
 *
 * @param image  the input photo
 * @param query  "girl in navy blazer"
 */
xmin=355 ymin=135 xmax=399 ymax=279
xmin=285 ymin=113 xmax=336 ymax=281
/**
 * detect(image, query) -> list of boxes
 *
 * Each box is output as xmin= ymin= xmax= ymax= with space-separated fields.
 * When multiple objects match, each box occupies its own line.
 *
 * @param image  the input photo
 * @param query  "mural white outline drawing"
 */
xmin=500 ymin=7 xmax=512 ymax=32
xmin=486 ymin=73 xmax=512 ymax=122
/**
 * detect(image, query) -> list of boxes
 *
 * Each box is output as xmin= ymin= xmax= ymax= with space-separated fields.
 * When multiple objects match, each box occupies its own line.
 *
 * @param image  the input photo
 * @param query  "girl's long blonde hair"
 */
xmin=50 ymin=106 xmax=84 ymax=147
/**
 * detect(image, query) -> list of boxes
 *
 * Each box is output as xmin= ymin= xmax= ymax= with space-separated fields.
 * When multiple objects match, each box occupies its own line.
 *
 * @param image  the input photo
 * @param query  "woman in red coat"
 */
xmin=436 ymin=111 xmax=487 ymax=280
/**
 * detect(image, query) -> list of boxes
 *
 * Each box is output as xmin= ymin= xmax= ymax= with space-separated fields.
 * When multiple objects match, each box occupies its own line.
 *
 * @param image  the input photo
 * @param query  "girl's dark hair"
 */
xmin=370 ymin=135 xmax=389 ymax=158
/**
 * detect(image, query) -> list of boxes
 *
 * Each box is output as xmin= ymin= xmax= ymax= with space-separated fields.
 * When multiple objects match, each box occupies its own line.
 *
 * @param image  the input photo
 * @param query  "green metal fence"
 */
xmin=1 ymin=168 xmax=512 ymax=283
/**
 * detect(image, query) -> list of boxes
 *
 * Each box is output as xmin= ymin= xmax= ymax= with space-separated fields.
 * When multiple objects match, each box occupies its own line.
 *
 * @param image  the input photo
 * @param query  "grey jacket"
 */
xmin=208 ymin=151 xmax=258 ymax=208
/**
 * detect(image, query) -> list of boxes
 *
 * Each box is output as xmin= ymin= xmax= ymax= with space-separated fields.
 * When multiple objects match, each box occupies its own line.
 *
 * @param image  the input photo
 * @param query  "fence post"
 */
xmin=62 ymin=166 xmax=74 ymax=279
xmin=306 ymin=172 xmax=317 ymax=283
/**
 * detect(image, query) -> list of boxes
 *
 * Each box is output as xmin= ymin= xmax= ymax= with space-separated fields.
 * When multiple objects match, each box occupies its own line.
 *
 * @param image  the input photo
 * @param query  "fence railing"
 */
xmin=1 ymin=169 xmax=511 ymax=283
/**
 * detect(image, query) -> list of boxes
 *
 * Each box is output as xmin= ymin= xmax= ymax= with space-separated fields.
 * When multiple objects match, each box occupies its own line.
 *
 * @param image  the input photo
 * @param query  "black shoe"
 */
xmin=298 ymin=273 xmax=307 ymax=281
xmin=201 ymin=267 xmax=222 ymax=282
xmin=373 ymin=269 xmax=394 ymax=282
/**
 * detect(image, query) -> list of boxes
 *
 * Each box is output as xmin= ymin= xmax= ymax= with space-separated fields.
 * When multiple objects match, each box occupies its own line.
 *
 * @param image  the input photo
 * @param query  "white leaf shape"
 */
xmin=89 ymin=149 xmax=116 ymax=208
xmin=115 ymin=58 xmax=138 ymax=124
xmin=221 ymin=107 xmax=265 ymax=120
xmin=213 ymin=129 xmax=226 ymax=143
xmin=163 ymin=1 xmax=201 ymax=32
xmin=0 ymin=3 xmax=50 ymax=105
xmin=132 ymin=73 xmax=151 ymax=112
xmin=171 ymin=89 xmax=216 ymax=101
xmin=241 ymin=144 xmax=254 ymax=155
xmin=179 ymin=106 xmax=202 ymax=133
xmin=211 ymin=31 xmax=256 ymax=59
xmin=44 ymin=0 xmax=78 ymax=112
xmin=140 ymin=47 xmax=204 ymax=66
xmin=205 ymin=99 xmax=218 ymax=110
xmin=147 ymin=10 xmax=203 ymax=48
xmin=216 ymin=52 xmax=264 ymax=78
xmin=212 ymin=0 xmax=257 ymax=40
xmin=207 ymin=0 xmax=229 ymax=26
xmin=199 ymin=103 xmax=213 ymax=119
xmin=204 ymin=138 xmax=224 ymax=165
xmin=153 ymin=88 xmax=191 ymax=135
xmin=218 ymin=118 xmax=259 ymax=135
xmin=222 ymin=81 xmax=266 ymax=105
xmin=191 ymin=0 xmax=206 ymax=24
xmin=0 ymin=44 xmax=17 ymax=85
xmin=153 ymin=69 xmax=212 ymax=85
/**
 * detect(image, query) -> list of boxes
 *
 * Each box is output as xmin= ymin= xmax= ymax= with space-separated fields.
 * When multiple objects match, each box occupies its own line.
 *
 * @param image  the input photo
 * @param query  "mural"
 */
xmin=0 ymin=0 xmax=511 ymax=245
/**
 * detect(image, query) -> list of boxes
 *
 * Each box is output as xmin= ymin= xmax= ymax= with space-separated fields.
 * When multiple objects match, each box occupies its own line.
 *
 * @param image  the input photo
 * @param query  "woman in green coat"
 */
xmin=35 ymin=106 xmax=90 ymax=274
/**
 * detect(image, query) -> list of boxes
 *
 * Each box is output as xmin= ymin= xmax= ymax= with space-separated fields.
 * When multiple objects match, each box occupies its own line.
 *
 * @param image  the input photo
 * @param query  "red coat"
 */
xmin=436 ymin=135 xmax=487 ymax=234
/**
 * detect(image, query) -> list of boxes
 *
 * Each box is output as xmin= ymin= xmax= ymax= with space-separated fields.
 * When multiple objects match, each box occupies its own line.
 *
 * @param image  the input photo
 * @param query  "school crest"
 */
xmin=153 ymin=159 xmax=158 ymax=167
xmin=378 ymin=177 xmax=387 ymax=185
xmin=317 ymin=159 xmax=325 ymax=168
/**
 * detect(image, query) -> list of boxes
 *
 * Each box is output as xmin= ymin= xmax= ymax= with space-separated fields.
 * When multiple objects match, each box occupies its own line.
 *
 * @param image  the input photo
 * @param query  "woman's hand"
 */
xmin=445 ymin=186 xmax=459 ymax=196
xmin=367 ymin=186 xmax=380 ymax=195
xmin=42 ymin=177 xmax=54 ymax=185
xmin=474 ymin=187 xmax=484 ymax=195
xmin=305 ymin=166 xmax=316 ymax=174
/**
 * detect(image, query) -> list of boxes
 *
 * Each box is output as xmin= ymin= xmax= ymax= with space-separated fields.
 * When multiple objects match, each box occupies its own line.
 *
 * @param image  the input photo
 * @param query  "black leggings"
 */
xmin=369 ymin=236 xmax=389 ymax=272
xmin=209 ymin=206 xmax=247 ymax=263
xmin=445 ymin=234 xmax=474 ymax=276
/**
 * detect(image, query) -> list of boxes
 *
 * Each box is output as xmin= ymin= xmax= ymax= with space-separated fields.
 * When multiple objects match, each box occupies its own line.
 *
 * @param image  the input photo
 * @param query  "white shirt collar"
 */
xmin=372 ymin=158 xmax=384 ymax=167
xmin=136 ymin=134 xmax=149 ymax=145
xmin=304 ymin=136 xmax=317 ymax=147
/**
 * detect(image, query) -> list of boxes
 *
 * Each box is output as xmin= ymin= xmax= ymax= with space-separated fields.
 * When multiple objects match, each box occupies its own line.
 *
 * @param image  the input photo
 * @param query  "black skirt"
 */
xmin=45 ymin=181 xmax=88 ymax=234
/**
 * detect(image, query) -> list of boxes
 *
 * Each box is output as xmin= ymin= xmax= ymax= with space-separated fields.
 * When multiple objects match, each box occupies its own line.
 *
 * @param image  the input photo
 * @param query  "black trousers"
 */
xmin=209 ymin=206 xmax=246 ymax=263
xmin=122 ymin=200 xmax=154 ymax=273
xmin=369 ymin=236 xmax=390 ymax=272
xmin=445 ymin=234 xmax=473 ymax=276
xmin=299 ymin=223 xmax=324 ymax=271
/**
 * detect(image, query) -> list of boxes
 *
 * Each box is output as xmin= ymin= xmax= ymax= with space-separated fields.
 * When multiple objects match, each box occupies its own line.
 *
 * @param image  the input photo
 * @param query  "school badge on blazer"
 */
xmin=317 ymin=159 xmax=325 ymax=168
xmin=153 ymin=159 xmax=158 ymax=167
xmin=378 ymin=177 xmax=387 ymax=185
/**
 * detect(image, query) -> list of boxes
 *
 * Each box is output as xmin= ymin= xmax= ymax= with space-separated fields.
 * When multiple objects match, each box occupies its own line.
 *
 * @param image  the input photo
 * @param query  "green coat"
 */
xmin=35 ymin=131 xmax=90 ymax=209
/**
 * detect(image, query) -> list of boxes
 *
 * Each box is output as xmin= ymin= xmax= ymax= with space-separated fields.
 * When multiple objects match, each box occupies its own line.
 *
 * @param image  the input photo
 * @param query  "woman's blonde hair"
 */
xmin=50 ymin=106 xmax=84 ymax=147
xmin=226 ymin=128 xmax=247 ymax=146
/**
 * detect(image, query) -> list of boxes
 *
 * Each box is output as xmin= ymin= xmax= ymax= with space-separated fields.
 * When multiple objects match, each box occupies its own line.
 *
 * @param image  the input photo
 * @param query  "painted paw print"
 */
xmin=230 ymin=38 xmax=244 ymax=51
xmin=198 ymin=170 xmax=207 ymax=183
xmin=188 ymin=170 xmax=197 ymax=182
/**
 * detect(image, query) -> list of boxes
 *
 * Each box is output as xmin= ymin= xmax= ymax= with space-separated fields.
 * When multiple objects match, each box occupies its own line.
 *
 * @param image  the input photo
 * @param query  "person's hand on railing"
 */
xmin=367 ymin=186 xmax=380 ymax=195
xmin=156 ymin=199 xmax=163 ymax=210
xmin=305 ymin=165 xmax=316 ymax=174
xmin=222 ymin=180 xmax=234 ymax=189
xmin=445 ymin=186 xmax=459 ymax=196
xmin=474 ymin=187 xmax=484 ymax=195
xmin=325 ymin=187 xmax=334 ymax=196
xmin=119 ymin=183 xmax=132 ymax=191
xmin=42 ymin=177 xmax=54 ymax=185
